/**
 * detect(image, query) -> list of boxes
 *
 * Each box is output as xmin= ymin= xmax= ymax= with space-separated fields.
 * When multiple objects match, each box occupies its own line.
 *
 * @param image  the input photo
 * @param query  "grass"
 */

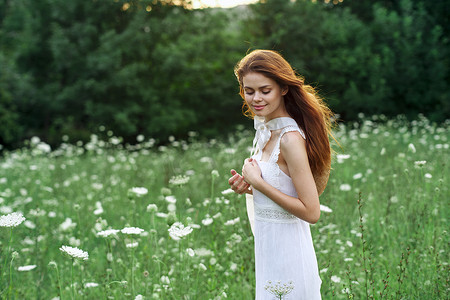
xmin=0 ymin=114 xmax=448 ymax=299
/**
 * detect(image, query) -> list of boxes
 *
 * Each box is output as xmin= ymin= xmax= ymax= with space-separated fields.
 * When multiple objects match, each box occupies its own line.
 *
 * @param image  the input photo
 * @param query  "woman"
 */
xmin=228 ymin=50 xmax=334 ymax=299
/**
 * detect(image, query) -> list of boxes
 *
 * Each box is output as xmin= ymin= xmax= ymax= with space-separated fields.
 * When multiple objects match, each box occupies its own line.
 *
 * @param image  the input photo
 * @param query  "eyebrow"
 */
xmin=243 ymin=85 xmax=272 ymax=89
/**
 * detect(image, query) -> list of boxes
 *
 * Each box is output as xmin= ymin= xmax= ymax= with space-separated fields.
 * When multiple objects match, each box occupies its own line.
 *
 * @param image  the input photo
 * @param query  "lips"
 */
xmin=253 ymin=105 xmax=266 ymax=111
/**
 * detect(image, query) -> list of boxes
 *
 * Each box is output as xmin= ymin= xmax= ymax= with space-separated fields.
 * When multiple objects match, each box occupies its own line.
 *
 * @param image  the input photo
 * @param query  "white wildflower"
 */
xmin=331 ymin=275 xmax=341 ymax=283
xmin=353 ymin=173 xmax=363 ymax=180
xmin=0 ymin=212 xmax=26 ymax=227
xmin=121 ymin=227 xmax=144 ymax=235
xmin=93 ymin=201 xmax=103 ymax=215
xmin=135 ymin=295 xmax=144 ymax=300
xmin=224 ymin=217 xmax=240 ymax=226
xmin=167 ymin=203 xmax=176 ymax=213
xmin=264 ymin=280 xmax=295 ymax=298
xmin=198 ymin=263 xmax=207 ymax=271
xmin=221 ymin=188 xmax=234 ymax=195
xmin=69 ymin=237 xmax=81 ymax=247
xmin=126 ymin=242 xmax=139 ymax=248
xmin=169 ymin=175 xmax=190 ymax=186
xmin=130 ymin=187 xmax=148 ymax=196
xmin=30 ymin=136 xmax=40 ymax=145
xmin=165 ymin=196 xmax=177 ymax=204
xmin=186 ymin=248 xmax=195 ymax=257
xmin=59 ymin=245 xmax=89 ymax=260
xmin=84 ymin=282 xmax=99 ymax=288
xmin=168 ymin=222 xmax=193 ymax=241
xmin=147 ymin=204 xmax=158 ymax=212
xmin=414 ymin=160 xmax=426 ymax=167
xmin=59 ymin=218 xmax=76 ymax=231
xmin=339 ymin=184 xmax=351 ymax=191
xmin=156 ymin=212 xmax=168 ymax=218
xmin=24 ymin=220 xmax=36 ymax=229
xmin=97 ymin=229 xmax=120 ymax=238
xmin=224 ymin=148 xmax=237 ymax=154
xmin=408 ymin=143 xmax=416 ymax=153
xmin=199 ymin=157 xmax=213 ymax=163
xmin=92 ymin=183 xmax=103 ymax=190
xmin=320 ymin=205 xmax=333 ymax=213
xmin=346 ymin=241 xmax=353 ymax=247
xmin=336 ymin=154 xmax=350 ymax=163
xmin=424 ymin=173 xmax=432 ymax=179
xmin=202 ymin=216 xmax=213 ymax=226
xmin=136 ymin=134 xmax=145 ymax=142
xmin=160 ymin=275 xmax=170 ymax=285
xmin=195 ymin=248 xmax=214 ymax=256
xmin=230 ymin=262 xmax=237 ymax=271
xmin=17 ymin=265 xmax=37 ymax=272
xmin=390 ymin=196 xmax=399 ymax=203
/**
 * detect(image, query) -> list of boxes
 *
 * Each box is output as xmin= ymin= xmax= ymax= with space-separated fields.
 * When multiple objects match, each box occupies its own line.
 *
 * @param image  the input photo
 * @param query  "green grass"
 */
xmin=0 ymin=114 xmax=448 ymax=299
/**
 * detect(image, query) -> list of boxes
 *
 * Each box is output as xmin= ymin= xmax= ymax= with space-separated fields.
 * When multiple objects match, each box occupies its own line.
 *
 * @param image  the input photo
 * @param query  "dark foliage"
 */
xmin=0 ymin=0 xmax=448 ymax=148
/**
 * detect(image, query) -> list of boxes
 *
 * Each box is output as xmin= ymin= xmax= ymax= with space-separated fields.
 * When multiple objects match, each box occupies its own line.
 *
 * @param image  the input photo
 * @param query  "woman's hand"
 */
xmin=228 ymin=169 xmax=251 ymax=195
xmin=242 ymin=158 xmax=263 ymax=189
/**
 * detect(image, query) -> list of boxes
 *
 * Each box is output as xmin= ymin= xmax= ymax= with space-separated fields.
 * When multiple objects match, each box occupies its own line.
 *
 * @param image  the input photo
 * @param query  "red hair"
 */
xmin=234 ymin=50 xmax=335 ymax=191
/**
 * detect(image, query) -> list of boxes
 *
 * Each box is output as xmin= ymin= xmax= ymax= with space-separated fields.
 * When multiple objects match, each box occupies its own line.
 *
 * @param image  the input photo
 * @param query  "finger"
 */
xmin=230 ymin=175 xmax=242 ymax=189
xmin=239 ymin=184 xmax=251 ymax=194
xmin=230 ymin=169 xmax=237 ymax=176
xmin=228 ymin=173 xmax=239 ymax=185
xmin=237 ymin=181 xmax=249 ymax=193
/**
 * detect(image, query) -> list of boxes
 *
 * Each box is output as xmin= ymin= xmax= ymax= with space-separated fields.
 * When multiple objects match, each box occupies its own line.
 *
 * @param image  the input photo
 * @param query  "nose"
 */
xmin=254 ymin=91 xmax=263 ymax=101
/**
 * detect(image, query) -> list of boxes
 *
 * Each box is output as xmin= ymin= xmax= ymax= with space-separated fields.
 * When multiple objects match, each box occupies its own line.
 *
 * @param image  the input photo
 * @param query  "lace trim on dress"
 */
xmin=254 ymin=205 xmax=298 ymax=223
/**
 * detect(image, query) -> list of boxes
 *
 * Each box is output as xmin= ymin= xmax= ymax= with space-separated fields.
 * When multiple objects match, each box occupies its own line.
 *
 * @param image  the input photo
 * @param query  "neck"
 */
xmin=264 ymin=112 xmax=291 ymax=122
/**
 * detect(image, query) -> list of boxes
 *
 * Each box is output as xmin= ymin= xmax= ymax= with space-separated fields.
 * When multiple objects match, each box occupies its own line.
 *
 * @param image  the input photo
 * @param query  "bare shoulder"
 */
xmin=280 ymin=131 xmax=306 ymax=149
xmin=280 ymin=131 xmax=307 ymax=158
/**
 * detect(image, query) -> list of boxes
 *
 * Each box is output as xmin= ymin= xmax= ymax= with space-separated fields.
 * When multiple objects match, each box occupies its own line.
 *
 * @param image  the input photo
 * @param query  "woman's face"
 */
xmin=242 ymin=72 xmax=288 ymax=121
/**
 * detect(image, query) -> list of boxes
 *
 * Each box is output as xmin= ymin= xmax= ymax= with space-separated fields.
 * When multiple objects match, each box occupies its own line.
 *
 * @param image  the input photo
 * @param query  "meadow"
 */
xmin=0 ymin=114 xmax=448 ymax=299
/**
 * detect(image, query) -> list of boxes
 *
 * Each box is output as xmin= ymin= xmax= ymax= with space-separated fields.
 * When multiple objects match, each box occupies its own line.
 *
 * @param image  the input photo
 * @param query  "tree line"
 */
xmin=0 ymin=0 xmax=448 ymax=149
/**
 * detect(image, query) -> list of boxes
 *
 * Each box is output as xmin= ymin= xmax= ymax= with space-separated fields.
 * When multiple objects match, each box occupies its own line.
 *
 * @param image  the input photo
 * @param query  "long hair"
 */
xmin=234 ymin=50 xmax=335 ymax=192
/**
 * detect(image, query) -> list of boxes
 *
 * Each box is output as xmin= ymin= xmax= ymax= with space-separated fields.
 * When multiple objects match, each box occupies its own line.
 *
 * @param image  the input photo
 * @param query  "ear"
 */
xmin=281 ymin=87 xmax=288 ymax=96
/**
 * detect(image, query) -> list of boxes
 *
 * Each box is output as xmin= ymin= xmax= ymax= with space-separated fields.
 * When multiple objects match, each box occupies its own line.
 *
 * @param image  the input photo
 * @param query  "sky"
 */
xmin=191 ymin=0 xmax=259 ymax=9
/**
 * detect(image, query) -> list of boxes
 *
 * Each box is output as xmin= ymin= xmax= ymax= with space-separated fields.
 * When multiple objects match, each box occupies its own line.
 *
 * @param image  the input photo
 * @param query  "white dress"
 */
xmin=250 ymin=118 xmax=322 ymax=300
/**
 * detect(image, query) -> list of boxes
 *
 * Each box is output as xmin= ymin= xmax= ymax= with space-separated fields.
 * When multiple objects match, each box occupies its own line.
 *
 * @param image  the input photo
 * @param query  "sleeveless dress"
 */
xmin=250 ymin=118 xmax=322 ymax=300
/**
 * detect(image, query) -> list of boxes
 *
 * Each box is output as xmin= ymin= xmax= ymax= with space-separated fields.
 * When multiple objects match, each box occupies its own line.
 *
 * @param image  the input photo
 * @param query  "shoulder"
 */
xmin=280 ymin=130 xmax=307 ymax=157
xmin=280 ymin=130 xmax=306 ymax=147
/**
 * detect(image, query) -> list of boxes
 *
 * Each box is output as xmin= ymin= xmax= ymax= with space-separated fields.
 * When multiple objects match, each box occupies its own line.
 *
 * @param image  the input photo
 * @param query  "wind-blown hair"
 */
xmin=234 ymin=49 xmax=335 ymax=194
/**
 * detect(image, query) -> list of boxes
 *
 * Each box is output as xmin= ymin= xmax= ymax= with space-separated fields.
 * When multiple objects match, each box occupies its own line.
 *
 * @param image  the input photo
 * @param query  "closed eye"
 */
xmin=244 ymin=90 xmax=270 ymax=95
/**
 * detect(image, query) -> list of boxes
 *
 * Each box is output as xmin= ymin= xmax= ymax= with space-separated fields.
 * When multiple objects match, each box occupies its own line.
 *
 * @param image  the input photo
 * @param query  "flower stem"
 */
xmin=55 ymin=264 xmax=63 ymax=300
xmin=71 ymin=258 xmax=75 ymax=300
xmin=1 ymin=228 xmax=13 ymax=294
xmin=8 ymin=253 xmax=16 ymax=298
xmin=131 ymin=245 xmax=135 ymax=297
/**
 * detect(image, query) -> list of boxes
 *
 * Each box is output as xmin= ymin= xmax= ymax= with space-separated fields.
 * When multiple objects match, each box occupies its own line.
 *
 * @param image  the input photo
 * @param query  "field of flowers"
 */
xmin=0 ymin=114 xmax=448 ymax=299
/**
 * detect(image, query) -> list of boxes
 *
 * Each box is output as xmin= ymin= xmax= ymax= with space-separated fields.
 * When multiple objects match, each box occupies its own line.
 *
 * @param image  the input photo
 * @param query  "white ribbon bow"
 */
xmin=252 ymin=117 xmax=271 ymax=156
xmin=251 ymin=116 xmax=299 ymax=156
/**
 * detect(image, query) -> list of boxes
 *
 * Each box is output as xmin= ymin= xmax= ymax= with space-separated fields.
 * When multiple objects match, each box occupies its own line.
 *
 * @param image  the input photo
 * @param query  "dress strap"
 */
xmin=268 ymin=126 xmax=306 ymax=163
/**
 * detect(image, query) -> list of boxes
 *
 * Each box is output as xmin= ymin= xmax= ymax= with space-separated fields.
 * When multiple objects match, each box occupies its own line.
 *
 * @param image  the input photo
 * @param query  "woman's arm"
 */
xmin=242 ymin=131 xmax=320 ymax=224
